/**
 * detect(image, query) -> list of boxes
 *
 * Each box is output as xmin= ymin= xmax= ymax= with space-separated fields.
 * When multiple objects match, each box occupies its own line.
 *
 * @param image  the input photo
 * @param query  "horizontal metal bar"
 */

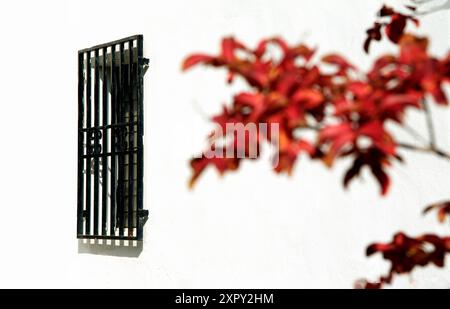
xmin=82 ymin=149 xmax=139 ymax=159
xmin=80 ymin=121 xmax=138 ymax=132
xmin=78 ymin=35 xmax=142 ymax=54
xmin=77 ymin=234 xmax=138 ymax=241
xmin=88 ymin=48 xmax=138 ymax=67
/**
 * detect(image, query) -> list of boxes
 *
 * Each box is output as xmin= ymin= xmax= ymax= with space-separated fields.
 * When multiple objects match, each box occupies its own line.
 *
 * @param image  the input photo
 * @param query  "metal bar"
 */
xmin=77 ymin=235 xmax=138 ymax=241
xmin=110 ymin=44 xmax=117 ymax=236
xmin=82 ymin=149 xmax=138 ymax=159
xmin=78 ymin=35 xmax=141 ymax=54
xmin=93 ymin=49 xmax=100 ymax=236
xmin=136 ymin=35 xmax=144 ymax=240
xmin=127 ymin=40 xmax=135 ymax=237
xmin=101 ymin=47 xmax=108 ymax=236
xmin=118 ymin=42 xmax=125 ymax=237
xmin=79 ymin=121 xmax=138 ymax=132
xmin=85 ymin=52 xmax=92 ymax=235
xmin=77 ymin=52 xmax=85 ymax=236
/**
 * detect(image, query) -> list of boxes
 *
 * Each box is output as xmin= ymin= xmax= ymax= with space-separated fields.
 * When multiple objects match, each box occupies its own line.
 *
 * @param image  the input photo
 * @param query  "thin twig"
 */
xmin=397 ymin=142 xmax=450 ymax=160
xmin=401 ymin=123 xmax=429 ymax=146
xmin=296 ymin=123 xmax=450 ymax=160
xmin=422 ymin=99 xmax=437 ymax=150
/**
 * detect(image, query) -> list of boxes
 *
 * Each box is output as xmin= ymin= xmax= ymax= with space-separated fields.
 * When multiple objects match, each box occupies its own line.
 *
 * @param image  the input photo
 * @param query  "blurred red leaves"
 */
xmin=356 ymin=233 xmax=450 ymax=289
xmin=183 ymin=4 xmax=450 ymax=289
xmin=424 ymin=201 xmax=450 ymax=223
xmin=364 ymin=5 xmax=419 ymax=53
xmin=183 ymin=24 xmax=449 ymax=192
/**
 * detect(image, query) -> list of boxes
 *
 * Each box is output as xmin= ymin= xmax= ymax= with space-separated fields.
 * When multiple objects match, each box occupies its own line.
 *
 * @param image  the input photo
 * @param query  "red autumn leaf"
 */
xmin=343 ymin=156 xmax=364 ymax=188
xmin=234 ymin=92 xmax=264 ymax=107
xmin=361 ymin=232 xmax=450 ymax=288
xmin=182 ymin=54 xmax=216 ymax=71
xmin=364 ymin=22 xmax=383 ymax=53
xmin=381 ymin=92 xmax=422 ymax=115
xmin=378 ymin=5 xmax=396 ymax=17
xmin=319 ymin=123 xmax=353 ymax=142
xmin=211 ymin=105 xmax=244 ymax=131
xmin=275 ymin=139 xmax=315 ymax=174
xmin=319 ymin=123 xmax=356 ymax=159
xmin=333 ymin=98 xmax=355 ymax=117
xmin=221 ymin=37 xmax=247 ymax=62
xmin=358 ymin=121 xmax=386 ymax=141
xmin=291 ymin=88 xmax=324 ymax=110
xmin=321 ymin=54 xmax=355 ymax=74
xmin=364 ymin=6 xmax=419 ymax=53
xmin=400 ymin=234 xmax=445 ymax=266
xmin=287 ymin=44 xmax=316 ymax=62
xmin=254 ymin=37 xmax=289 ymax=58
xmin=274 ymin=73 xmax=301 ymax=96
xmin=342 ymin=147 xmax=392 ymax=195
xmin=348 ymin=82 xmax=372 ymax=98
xmin=233 ymin=92 xmax=266 ymax=122
xmin=398 ymin=34 xmax=429 ymax=62
xmin=422 ymin=76 xmax=448 ymax=105
xmin=362 ymin=123 xmax=396 ymax=157
xmin=370 ymin=163 xmax=390 ymax=196
xmin=189 ymin=154 xmax=240 ymax=189
xmin=442 ymin=53 xmax=450 ymax=82
xmin=423 ymin=201 xmax=450 ymax=223
xmin=385 ymin=14 xmax=407 ymax=44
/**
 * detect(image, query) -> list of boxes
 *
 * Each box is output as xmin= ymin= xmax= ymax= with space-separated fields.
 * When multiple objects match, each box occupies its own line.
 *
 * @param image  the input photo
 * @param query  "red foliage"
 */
xmin=183 ymin=4 xmax=450 ymax=288
xmin=424 ymin=201 xmax=450 ymax=223
xmin=356 ymin=233 xmax=450 ymax=289
xmin=364 ymin=5 xmax=419 ymax=53
xmin=183 ymin=32 xmax=449 ymax=194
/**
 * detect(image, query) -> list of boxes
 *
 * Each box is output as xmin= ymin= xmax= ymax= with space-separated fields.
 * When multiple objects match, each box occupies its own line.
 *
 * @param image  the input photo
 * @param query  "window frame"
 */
xmin=77 ymin=35 xmax=148 ymax=241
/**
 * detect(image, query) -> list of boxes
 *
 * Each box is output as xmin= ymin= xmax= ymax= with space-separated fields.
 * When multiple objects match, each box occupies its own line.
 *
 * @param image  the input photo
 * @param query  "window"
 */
xmin=77 ymin=35 xmax=149 ymax=241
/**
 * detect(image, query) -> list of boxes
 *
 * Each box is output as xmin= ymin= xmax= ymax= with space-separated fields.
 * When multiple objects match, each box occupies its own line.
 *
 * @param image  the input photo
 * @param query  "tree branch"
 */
xmin=296 ymin=123 xmax=450 ymax=161
xmin=401 ymin=123 xmax=429 ymax=146
xmin=422 ymin=99 xmax=437 ymax=150
xmin=397 ymin=142 xmax=450 ymax=160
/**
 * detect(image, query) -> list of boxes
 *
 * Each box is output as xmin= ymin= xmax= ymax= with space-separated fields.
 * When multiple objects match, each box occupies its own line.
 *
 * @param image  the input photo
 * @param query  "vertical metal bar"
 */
xmin=85 ymin=51 xmax=92 ymax=235
xmin=136 ymin=36 xmax=144 ymax=240
xmin=118 ymin=42 xmax=125 ymax=237
xmin=93 ymin=49 xmax=100 ymax=236
xmin=101 ymin=47 xmax=108 ymax=236
xmin=127 ymin=40 xmax=135 ymax=237
xmin=110 ymin=45 xmax=117 ymax=236
xmin=77 ymin=52 xmax=85 ymax=236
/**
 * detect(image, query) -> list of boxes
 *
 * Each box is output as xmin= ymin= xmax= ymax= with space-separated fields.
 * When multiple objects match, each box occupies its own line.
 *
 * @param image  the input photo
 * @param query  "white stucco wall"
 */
xmin=0 ymin=0 xmax=449 ymax=288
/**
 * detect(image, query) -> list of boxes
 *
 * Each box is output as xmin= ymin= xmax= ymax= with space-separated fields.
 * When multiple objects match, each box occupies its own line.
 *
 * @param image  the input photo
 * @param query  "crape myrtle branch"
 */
xmin=182 ymin=2 xmax=450 ymax=289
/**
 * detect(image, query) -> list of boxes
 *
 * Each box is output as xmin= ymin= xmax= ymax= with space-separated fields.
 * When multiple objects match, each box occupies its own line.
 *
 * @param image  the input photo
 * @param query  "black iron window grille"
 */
xmin=77 ymin=35 xmax=149 ymax=241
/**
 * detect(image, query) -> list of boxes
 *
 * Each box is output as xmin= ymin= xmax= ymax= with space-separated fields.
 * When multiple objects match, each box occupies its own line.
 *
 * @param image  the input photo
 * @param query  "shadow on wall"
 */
xmin=78 ymin=239 xmax=143 ymax=257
